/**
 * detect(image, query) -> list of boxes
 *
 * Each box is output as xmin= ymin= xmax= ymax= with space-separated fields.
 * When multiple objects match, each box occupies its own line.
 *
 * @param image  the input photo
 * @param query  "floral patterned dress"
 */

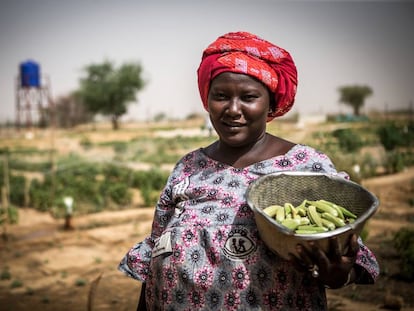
xmin=119 ymin=144 xmax=379 ymax=311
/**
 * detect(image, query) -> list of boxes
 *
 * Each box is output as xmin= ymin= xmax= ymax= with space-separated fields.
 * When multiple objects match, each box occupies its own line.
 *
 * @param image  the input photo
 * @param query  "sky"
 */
xmin=1 ymin=0 xmax=413 ymax=122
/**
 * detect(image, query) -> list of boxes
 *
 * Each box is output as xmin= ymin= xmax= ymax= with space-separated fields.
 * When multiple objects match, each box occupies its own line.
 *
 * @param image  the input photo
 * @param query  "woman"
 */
xmin=119 ymin=31 xmax=379 ymax=310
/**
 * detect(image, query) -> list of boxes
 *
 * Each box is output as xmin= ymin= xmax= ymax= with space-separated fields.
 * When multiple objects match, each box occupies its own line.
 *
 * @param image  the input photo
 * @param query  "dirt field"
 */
xmin=0 ymin=119 xmax=413 ymax=311
xmin=0 ymin=166 xmax=413 ymax=311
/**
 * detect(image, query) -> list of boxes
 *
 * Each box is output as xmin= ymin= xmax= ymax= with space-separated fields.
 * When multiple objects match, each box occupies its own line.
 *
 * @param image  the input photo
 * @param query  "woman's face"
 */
xmin=207 ymin=72 xmax=271 ymax=147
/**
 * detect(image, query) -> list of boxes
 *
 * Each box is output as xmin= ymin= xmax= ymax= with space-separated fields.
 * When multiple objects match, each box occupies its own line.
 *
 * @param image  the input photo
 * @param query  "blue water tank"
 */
xmin=19 ymin=60 xmax=41 ymax=88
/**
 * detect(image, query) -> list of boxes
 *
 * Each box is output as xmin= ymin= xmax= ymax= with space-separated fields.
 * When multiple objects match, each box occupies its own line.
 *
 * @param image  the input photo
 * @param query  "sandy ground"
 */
xmin=0 ymin=166 xmax=413 ymax=311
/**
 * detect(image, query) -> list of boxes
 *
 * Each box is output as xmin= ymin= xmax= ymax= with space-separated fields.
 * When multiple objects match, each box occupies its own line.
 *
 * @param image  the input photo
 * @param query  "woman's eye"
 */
xmin=242 ymin=94 xmax=258 ymax=102
xmin=212 ymin=93 xmax=227 ymax=100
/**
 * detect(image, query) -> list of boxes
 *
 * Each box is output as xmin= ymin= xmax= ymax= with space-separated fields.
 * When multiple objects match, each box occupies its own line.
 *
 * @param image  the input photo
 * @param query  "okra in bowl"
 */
xmin=246 ymin=172 xmax=379 ymax=260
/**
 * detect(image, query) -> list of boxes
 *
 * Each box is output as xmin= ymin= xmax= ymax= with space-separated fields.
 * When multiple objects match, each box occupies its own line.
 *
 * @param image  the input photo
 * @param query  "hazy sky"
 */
xmin=1 ymin=0 xmax=413 ymax=122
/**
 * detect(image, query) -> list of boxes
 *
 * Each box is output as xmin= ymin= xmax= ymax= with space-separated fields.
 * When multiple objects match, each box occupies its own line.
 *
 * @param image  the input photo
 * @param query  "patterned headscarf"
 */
xmin=197 ymin=31 xmax=298 ymax=120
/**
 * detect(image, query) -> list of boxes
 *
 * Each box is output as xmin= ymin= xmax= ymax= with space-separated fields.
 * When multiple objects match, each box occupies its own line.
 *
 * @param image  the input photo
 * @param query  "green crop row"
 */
xmin=0 ymin=161 xmax=169 ymax=217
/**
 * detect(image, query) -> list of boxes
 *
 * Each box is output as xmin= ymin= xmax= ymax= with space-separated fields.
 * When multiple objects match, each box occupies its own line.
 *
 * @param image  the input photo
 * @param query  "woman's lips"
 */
xmin=222 ymin=121 xmax=245 ymax=128
xmin=220 ymin=121 xmax=246 ymax=133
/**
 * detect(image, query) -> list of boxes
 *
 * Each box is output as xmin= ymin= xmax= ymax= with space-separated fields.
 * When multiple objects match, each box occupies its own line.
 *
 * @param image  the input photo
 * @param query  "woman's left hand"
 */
xmin=289 ymin=234 xmax=359 ymax=288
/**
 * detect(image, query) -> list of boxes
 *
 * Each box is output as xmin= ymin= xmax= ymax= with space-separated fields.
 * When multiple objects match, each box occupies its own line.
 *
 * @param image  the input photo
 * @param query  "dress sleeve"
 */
xmin=354 ymin=237 xmax=380 ymax=284
xmin=118 ymin=172 xmax=177 ymax=282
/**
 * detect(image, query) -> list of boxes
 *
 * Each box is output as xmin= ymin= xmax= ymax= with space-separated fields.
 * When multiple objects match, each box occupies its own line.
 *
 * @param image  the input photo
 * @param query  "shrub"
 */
xmin=112 ymin=141 xmax=128 ymax=154
xmin=385 ymin=151 xmax=406 ymax=174
xmin=131 ymin=168 xmax=169 ymax=206
xmin=0 ymin=165 xmax=27 ymax=207
xmin=9 ymin=175 xmax=26 ymax=206
xmin=27 ymin=161 xmax=139 ymax=214
xmin=102 ymin=163 xmax=131 ymax=184
xmin=131 ymin=168 xmax=169 ymax=190
xmin=0 ymin=267 xmax=11 ymax=280
xmin=100 ymin=182 xmax=132 ymax=206
xmin=359 ymin=153 xmax=379 ymax=179
xmin=4 ymin=206 xmax=19 ymax=224
xmin=140 ymin=185 xmax=161 ymax=207
xmin=75 ymin=278 xmax=87 ymax=286
xmin=29 ymin=178 xmax=54 ymax=211
xmin=393 ymin=227 xmax=414 ymax=281
xmin=377 ymin=122 xmax=414 ymax=151
xmin=10 ymin=279 xmax=23 ymax=288
xmin=332 ymin=128 xmax=364 ymax=153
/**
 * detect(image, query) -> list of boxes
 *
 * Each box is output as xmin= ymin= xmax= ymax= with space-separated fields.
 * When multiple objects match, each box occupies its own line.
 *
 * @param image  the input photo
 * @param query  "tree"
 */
xmin=54 ymin=93 xmax=93 ymax=128
xmin=77 ymin=60 xmax=145 ymax=129
xmin=337 ymin=85 xmax=373 ymax=116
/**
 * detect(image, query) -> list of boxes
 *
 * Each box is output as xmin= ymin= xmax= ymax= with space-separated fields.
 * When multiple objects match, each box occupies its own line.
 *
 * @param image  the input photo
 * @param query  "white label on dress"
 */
xmin=152 ymin=231 xmax=172 ymax=258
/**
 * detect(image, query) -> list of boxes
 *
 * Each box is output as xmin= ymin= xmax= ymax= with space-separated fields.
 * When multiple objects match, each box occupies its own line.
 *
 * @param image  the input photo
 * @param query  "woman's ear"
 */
xmin=267 ymin=102 xmax=274 ymax=116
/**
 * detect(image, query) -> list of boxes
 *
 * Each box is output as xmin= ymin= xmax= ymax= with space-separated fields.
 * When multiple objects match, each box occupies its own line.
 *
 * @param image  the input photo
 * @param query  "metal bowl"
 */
xmin=246 ymin=172 xmax=379 ymax=260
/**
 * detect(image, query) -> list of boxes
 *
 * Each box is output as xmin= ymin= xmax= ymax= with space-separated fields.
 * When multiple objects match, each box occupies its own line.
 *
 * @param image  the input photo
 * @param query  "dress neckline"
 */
xmin=199 ymin=143 xmax=300 ymax=170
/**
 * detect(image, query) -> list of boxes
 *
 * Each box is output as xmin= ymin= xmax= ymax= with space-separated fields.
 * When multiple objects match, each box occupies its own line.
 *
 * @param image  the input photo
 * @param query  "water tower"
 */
xmin=15 ymin=60 xmax=53 ymax=128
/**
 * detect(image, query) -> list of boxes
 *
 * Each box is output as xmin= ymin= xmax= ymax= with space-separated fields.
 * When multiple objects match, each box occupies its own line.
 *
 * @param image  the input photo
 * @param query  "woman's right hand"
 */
xmin=289 ymin=234 xmax=359 ymax=288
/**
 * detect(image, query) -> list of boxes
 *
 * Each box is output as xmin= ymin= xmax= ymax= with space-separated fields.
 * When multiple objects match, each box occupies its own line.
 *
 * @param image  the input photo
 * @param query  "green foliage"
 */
xmin=138 ymin=145 xmax=178 ymax=165
xmin=337 ymin=85 xmax=373 ymax=116
xmin=112 ymin=141 xmax=128 ymax=154
xmin=8 ymin=158 xmax=52 ymax=172
xmin=77 ymin=60 xmax=145 ymax=129
xmin=130 ymin=136 xmax=215 ymax=165
xmin=102 ymin=163 xmax=131 ymax=183
xmin=54 ymin=163 xmax=102 ymax=204
xmin=0 ymin=267 xmax=11 ymax=280
xmin=3 ymin=206 xmax=19 ymax=224
xmin=29 ymin=162 xmax=102 ymax=213
xmin=409 ymin=198 xmax=414 ymax=207
xmin=75 ymin=278 xmax=87 ymax=286
xmin=377 ymin=122 xmax=414 ymax=151
xmin=358 ymin=153 xmax=378 ymax=179
xmin=79 ymin=136 xmax=93 ymax=150
xmin=131 ymin=168 xmax=169 ymax=206
xmin=0 ymin=163 xmax=27 ymax=207
xmin=26 ymin=161 xmax=169 ymax=214
xmin=10 ymin=279 xmax=23 ymax=288
xmin=0 ymin=147 xmax=9 ymax=155
xmin=131 ymin=168 xmax=169 ymax=190
xmin=321 ymin=147 xmax=379 ymax=182
xmin=1 ymin=147 xmax=53 ymax=155
xmin=332 ymin=128 xmax=364 ymax=153
xmin=9 ymin=175 xmax=26 ymax=206
xmin=100 ymin=182 xmax=132 ymax=205
xmin=328 ymin=154 xmax=361 ymax=183
xmin=29 ymin=178 xmax=54 ymax=212
xmin=385 ymin=151 xmax=406 ymax=173
xmin=140 ymin=186 xmax=161 ymax=207
xmin=1 ymin=146 xmax=53 ymax=173
xmin=393 ymin=227 xmax=414 ymax=281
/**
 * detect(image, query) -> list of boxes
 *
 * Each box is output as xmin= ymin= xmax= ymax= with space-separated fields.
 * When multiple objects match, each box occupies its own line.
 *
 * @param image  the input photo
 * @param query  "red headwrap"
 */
xmin=197 ymin=31 xmax=298 ymax=120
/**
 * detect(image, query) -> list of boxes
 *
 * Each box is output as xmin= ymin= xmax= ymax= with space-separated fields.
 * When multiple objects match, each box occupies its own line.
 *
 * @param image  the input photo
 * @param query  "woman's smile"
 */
xmin=207 ymin=72 xmax=270 ymax=148
xmin=221 ymin=120 xmax=246 ymax=129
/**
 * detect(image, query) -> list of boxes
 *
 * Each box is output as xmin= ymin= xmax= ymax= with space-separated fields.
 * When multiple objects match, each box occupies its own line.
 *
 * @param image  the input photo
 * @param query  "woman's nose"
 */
xmin=227 ymin=97 xmax=242 ymax=116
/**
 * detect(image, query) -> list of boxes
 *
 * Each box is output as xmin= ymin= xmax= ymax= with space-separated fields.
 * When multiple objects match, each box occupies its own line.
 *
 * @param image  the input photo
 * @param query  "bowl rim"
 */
xmin=246 ymin=171 xmax=380 ymax=240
